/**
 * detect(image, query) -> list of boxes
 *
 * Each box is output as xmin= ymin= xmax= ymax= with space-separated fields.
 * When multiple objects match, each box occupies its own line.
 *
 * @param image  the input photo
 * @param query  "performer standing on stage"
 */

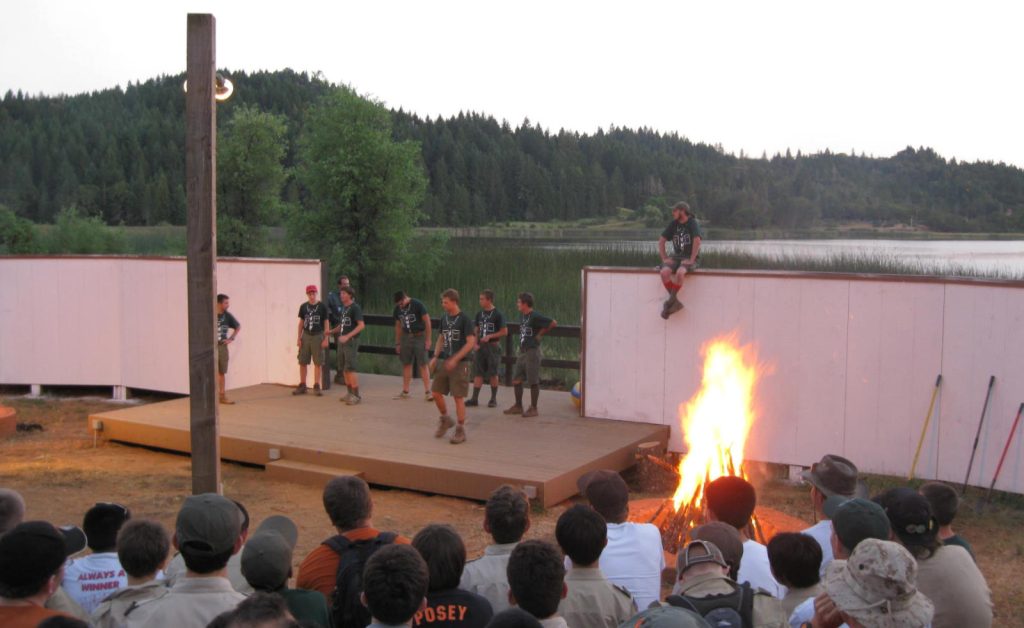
xmin=327 ymin=275 xmax=351 ymax=385
xmin=430 ymin=289 xmax=477 ymax=444
xmin=658 ymin=201 xmax=702 ymax=319
xmin=294 ymin=285 xmax=329 ymax=396
xmin=216 ymin=294 xmax=240 ymax=405
xmin=504 ymin=292 xmax=556 ymax=418
xmin=466 ymin=289 xmax=507 ymax=408
xmin=330 ymin=286 xmax=365 ymax=405
xmin=393 ymin=291 xmax=433 ymax=401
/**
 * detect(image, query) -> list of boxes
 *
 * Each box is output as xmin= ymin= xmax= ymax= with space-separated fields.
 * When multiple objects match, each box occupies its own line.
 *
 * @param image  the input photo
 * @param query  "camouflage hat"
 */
xmin=619 ymin=605 xmax=711 ymax=628
xmin=824 ymin=538 xmax=934 ymax=626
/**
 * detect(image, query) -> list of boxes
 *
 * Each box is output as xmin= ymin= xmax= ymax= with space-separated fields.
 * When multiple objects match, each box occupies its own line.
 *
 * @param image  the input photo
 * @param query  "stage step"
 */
xmin=265 ymin=459 xmax=364 ymax=485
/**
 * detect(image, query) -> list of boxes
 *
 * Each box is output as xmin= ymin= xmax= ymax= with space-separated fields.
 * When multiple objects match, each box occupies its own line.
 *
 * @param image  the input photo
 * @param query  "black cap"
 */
xmin=0 ymin=521 xmax=83 ymax=592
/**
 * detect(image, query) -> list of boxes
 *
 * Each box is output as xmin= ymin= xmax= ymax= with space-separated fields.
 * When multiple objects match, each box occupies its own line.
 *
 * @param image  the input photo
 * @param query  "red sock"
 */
xmin=670 ymin=282 xmax=682 ymax=291
xmin=663 ymin=280 xmax=674 ymax=291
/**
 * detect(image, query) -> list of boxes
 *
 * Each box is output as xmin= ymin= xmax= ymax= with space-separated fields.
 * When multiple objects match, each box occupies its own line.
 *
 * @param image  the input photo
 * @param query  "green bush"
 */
xmin=0 ymin=206 xmax=40 ymax=253
xmin=43 ymin=207 xmax=127 ymax=254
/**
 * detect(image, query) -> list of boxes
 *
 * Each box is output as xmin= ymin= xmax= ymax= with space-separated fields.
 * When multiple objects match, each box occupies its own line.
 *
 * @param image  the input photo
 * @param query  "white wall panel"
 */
xmin=583 ymin=269 xmax=1024 ymax=494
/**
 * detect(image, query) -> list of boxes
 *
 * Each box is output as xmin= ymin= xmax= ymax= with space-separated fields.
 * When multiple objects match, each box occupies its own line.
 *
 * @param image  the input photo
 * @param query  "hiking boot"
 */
xmin=346 ymin=395 xmax=361 ymax=406
xmin=487 ymin=399 xmax=497 ymax=408
xmin=393 ymin=390 xmax=411 ymax=400
xmin=219 ymin=396 xmax=235 ymax=405
xmin=503 ymin=404 xmax=523 ymax=415
xmin=435 ymin=415 xmax=455 ymax=438
xmin=660 ymin=297 xmax=672 ymax=319
xmin=292 ymin=384 xmax=307 ymax=395
xmin=465 ymin=398 xmax=479 ymax=407
xmin=450 ymin=425 xmax=466 ymax=444
xmin=313 ymin=384 xmax=322 ymax=397
xmin=340 ymin=393 xmax=352 ymax=403
xmin=522 ymin=407 xmax=539 ymax=418
xmin=666 ymin=300 xmax=685 ymax=317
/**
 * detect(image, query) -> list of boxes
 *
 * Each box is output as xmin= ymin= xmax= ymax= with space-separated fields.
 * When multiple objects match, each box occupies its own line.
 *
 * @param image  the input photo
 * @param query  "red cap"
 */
xmin=305 ymin=285 xmax=318 ymax=294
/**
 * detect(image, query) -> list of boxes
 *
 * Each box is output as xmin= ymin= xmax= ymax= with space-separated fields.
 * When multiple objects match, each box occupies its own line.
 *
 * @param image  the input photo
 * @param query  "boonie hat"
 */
xmin=241 ymin=515 xmax=298 ymax=591
xmin=175 ymin=493 xmax=242 ymax=557
xmin=826 ymin=497 xmax=891 ymax=552
xmin=0 ymin=521 xmax=84 ymax=591
xmin=802 ymin=454 xmax=862 ymax=498
xmin=619 ymin=605 xmax=711 ymax=628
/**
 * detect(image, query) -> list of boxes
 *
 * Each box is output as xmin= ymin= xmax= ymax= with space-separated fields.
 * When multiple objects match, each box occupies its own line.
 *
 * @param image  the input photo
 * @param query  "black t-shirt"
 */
xmin=661 ymin=217 xmax=703 ymax=259
xmin=439 ymin=311 xmax=475 ymax=359
xmin=298 ymin=302 xmax=329 ymax=334
xmin=519 ymin=311 xmax=553 ymax=352
xmin=394 ymin=298 xmax=429 ymax=333
xmin=339 ymin=302 xmax=364 ymax=337
xmin=474 ymin=308 xmax=506 ymax=344
xmin=412 ymin=588 xmax=493 ymax=628
xmin=217 ymin=311 xmax=240 ymax=342
xmin=326 ymin=291 xmax=344 ymax=326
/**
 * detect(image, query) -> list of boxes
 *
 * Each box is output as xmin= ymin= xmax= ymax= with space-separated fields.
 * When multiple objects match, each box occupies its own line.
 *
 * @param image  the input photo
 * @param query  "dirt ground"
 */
xmin=2 ymin=395 xmax=1022 ymax=625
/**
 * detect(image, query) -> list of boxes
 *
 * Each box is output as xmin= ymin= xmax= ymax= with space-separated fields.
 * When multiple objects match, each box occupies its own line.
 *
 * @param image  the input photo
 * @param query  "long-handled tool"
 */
xmin=962 ymin=375 xmax=996 ymax=494
xmin=984 ymin=402 xmax=1024 ymax=505
xmin=909 ymin=374 xmax=942 ymax=480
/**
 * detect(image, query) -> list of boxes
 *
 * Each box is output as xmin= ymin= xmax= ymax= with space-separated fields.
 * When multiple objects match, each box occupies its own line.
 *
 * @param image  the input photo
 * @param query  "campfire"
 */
xmin=646 ymin=333 xmax=768 ymax=553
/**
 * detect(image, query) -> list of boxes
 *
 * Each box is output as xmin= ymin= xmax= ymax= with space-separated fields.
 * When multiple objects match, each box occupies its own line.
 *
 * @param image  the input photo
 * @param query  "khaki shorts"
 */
xmin=218 ymin=343 xmax=229 ymax=375
xmin=472 ymin=343 xmax=502 ymax=379
xmin=298 ymin=332 xmax=324 ymax=365
xmin=513 ymin=348 xmax=542 ymax=385
xmin=399 ymin=332 xmax=428 ymax=366
xmin=337 ymin=337 xmax=360 ymax=372
xmin=432 ymin=361 xmax=470 ymax=398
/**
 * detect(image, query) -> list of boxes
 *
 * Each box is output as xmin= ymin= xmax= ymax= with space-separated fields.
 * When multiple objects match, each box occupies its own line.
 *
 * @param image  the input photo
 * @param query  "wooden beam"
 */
xmin=185 ymin=13 xmax=220 ymax=495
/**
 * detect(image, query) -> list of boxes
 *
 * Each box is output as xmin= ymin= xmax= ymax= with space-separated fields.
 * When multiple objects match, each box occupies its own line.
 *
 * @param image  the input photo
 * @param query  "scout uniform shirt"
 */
xmin=559 ymin=566 xmax=637 ymax=628
xmin=474 ymin=307 xmax=506 ymax=343
xmin=440 ymin=311 xmax=474 ymax=359
xmin=459 ymin=541 xmax=518 ymax=613
xmin=394 ymin=298 xmax=429 ymax=333
xmin=299 ymin=301 xmax=329 ymax=333
xmin=518 ymin=311 xmax=553 ymax=352
xmin=661 ymin=216 xmax=703 ymax=260
xmin=339 ymin=301 xmax=364 ymax=337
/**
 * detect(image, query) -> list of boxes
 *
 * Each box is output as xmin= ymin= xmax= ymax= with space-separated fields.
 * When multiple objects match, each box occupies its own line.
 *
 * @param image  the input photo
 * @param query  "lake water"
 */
xmin=535 ymin=239 xmax=1024 ymax=277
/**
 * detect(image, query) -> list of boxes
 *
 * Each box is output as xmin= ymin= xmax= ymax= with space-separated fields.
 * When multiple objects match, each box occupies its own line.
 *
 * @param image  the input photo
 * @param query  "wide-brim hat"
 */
xmin=802 ymin=454 xmax=866 ymax=498
xmin=824 ymin=540 xmax=934 ymax=627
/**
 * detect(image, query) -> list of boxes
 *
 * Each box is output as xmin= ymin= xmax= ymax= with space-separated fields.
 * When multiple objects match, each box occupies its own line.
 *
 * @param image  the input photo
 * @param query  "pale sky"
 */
xmin=2 ymin=0 xmax=1022 ymax=167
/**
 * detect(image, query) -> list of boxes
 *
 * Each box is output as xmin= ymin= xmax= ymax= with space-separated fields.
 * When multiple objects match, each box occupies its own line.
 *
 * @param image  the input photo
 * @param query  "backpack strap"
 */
xmin=323 ymin=534 xmax=355 ymax=555
xmin=737 ymin=581 xmax=754 ymax=628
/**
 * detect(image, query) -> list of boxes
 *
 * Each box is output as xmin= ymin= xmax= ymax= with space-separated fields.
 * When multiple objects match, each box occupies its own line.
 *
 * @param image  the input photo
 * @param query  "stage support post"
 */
xmin=185 ymin=13 xmax=221 ymax=495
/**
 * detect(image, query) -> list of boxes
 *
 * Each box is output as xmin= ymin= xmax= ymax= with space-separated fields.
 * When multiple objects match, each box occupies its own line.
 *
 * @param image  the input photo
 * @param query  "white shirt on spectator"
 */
xmin=738 ymin=539 xmax=785 ymax=598
xmin=802 ymin=519 xmax=834 ymax=578
xmin=597 ymin=522 xmax=665 ymax=611
xmin=62 ymin=552 xmax=128 ymax=615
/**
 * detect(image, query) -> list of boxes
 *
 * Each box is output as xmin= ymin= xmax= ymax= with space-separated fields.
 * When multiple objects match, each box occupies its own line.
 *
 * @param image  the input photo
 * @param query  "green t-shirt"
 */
xmin=661 ymin=217 xmax=703 ymax=259
xmin=439 ymin=311 xmax=475 ymax=359
xmin=394 ymin=298 xmax=429 ymax=333
xmin=339 ymin=302 xmax=364 ymax=337
xmin=518 ymin=311 xmax=553 ymax=352
xmin=474 ymin=308 xmax=506 ymax=343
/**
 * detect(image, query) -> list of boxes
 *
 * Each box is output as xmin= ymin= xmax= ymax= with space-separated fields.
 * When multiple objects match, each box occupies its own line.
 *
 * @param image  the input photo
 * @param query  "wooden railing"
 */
xmin=324 ymin=314 xmax=580 ymax=387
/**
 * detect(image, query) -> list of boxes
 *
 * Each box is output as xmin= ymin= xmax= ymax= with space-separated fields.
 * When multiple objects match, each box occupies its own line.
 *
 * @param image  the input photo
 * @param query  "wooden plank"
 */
xmin=185 ymin=13 xmax=220 ymax=495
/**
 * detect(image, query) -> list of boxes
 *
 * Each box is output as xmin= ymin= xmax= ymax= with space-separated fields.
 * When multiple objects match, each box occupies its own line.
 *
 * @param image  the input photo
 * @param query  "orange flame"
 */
xmin=671 ymin=333 xmax=763 ymax=512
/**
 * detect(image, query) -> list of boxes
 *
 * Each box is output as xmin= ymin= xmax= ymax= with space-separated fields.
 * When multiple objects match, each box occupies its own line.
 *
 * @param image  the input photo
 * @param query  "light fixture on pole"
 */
xmin=183 ymin=72 xmax=234 ymax=101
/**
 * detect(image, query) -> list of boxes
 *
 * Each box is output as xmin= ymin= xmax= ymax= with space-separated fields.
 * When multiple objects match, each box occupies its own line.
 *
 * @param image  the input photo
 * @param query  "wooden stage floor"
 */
xmin=89 ymin=374 xmax=668 ymax=506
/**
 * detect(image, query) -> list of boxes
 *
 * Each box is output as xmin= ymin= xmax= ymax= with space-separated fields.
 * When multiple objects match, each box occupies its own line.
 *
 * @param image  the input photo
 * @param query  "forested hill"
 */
xmin=2 ymin=68 xmax=1023 ymax=232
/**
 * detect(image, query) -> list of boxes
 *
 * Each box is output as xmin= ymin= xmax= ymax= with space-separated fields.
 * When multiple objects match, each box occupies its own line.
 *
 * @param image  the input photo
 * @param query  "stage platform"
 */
xmin=88 ymin=374 xmax=669 ymax=506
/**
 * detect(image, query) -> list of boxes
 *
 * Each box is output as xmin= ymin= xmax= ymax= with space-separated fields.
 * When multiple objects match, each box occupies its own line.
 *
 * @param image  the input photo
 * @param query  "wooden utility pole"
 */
xmin=185 ymin=13 xmax=220 ymax=495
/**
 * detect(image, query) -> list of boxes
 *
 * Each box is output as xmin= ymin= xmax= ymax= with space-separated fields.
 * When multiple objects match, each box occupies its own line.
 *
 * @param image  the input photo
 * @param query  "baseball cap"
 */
xmin=578 ymin=469 xmax=629 ymax=520
xmin=677 ymin=539 xmax=729 ymax=574
xmin=689 ymin=522 xmax=743 ymax=578
xmin=825 ymin=497 xmax=891 ymax=552
xmin=875 ymin=487 xmax=937 ymax=541
xmin=619 ymin=605 xmax=711 ymax=628
xmin=0 ymin=521 xmax=84 ymax=592
xmin=802 ymin=454 xmax=864 ymax=498
xmin=305 ymin=285 xmax=318 ymax=294
xmin=824 ymin=539 xmax=933 ymax=626
xmin=175 ymin=493 xmax=242 ymax=557
xmin=241 ymin=515 xmax=298 ymax=591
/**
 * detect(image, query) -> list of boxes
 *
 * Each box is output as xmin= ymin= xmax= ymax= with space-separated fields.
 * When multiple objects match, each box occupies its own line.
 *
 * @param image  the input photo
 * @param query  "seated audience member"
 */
xmin=166 ymin=498 xmax=254 ymax=594
xmin=37 ymin=617 xmax=90 ymax=628
xmin=297 ymin=476 xmax=410 ymax=600
xmin=788 ymin=496 xmax=891 ymax=628
xmin=460 ymin=485 xmax=531 ymax=614
xmin=412 ymin=524 xmax=493 ymax=627
xmin=810 ymin=539 xmax=933 ymax=628
xmin=705 ymin=475 xmax=784 ymax=598
xmin=507 ymin=540 xmax=567 ymax=628
xmin=577 ymin=470 xmax=664 ymax=610
xmin=0 ymin=521 xmax=84 ymax=626
xmin=485 ymin=607 xmax=543 ymax=628
xmin=218 ymin=591 xmax=301 ymax=628
xmin=919 ymin=481 xmax=975 ymax=560
xmin=0 ymin=488 xmax=26 ymax=535
xmin=130 ymin=493 xmax=247 ymax=626
xmin=800 ymin=454 xmax=863 ymax=577
xmin=687 ymin=522 xmax=744 ymax=584
xmin=766 ymin=533 xmax=822 ymax=617
xmin=90 ymin=519 xmax=172 ymax=628
xmin=874 ymin=487 xmax=992 ymax=628
xmin=362 ymin=544 xmax=430 ymax=628
xmin=241 ymin=515 xmax=331 ymax=628
xmin=667 ymin=539 xmax=786 ymax=628
xmin=619 ymin=605 xmax=712 ymax=627
xmin=63 ymin=502 xmax=132 ymax=614
xmin=554 ymin=505 xmax=635 ymax=628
